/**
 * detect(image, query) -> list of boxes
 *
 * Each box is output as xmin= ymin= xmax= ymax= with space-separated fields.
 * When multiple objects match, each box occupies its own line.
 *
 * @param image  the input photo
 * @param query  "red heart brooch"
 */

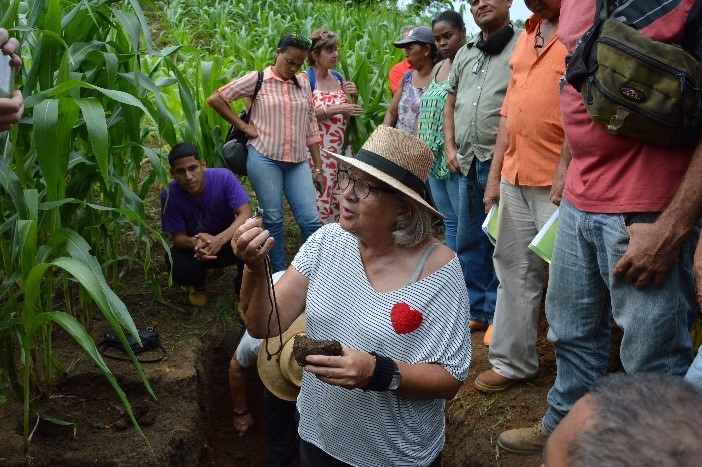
xmin=390 ymin=302 xmax=423 ymax=334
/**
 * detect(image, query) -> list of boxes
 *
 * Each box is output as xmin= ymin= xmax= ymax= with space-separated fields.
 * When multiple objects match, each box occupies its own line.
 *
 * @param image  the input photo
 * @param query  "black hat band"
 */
xmin=355 ymin=149 xmax=425 ymax=196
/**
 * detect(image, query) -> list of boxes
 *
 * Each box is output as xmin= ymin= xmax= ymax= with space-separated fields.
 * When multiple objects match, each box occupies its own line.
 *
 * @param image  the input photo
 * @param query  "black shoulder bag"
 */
xmin=222 ymin=71 xmax=264 ymax=176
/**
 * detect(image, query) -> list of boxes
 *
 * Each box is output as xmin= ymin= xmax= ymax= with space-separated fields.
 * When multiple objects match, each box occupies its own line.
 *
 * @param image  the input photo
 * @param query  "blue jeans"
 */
xmin=247 ymin=146 xmax=321 ymax=272
xmin=685 ymin=351 xmax=702 ymax=389
xmin=542 ymin=199 xmax=697 ymax=433
xmin=456 ymin=159 xmax=498 ymax=324
xmin=428 ymin=172 xmax=461 ymax=251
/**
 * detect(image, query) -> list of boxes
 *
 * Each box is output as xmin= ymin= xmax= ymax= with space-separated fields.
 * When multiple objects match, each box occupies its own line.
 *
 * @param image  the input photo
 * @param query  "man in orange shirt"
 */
xmin=474 ymin=0 xmax=567 ymax=393
xmin=387 ymin=25 xmax=415 ymax=95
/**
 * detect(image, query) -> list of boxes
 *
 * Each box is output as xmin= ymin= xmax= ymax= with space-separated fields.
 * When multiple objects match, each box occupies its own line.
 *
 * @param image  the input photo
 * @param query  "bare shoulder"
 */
xmin=419 ymin=242 xmax=456 ymax=279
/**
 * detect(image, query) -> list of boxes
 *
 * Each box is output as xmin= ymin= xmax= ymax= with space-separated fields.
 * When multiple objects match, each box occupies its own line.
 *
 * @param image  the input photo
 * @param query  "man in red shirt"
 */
xmin=388 ymin=25 xmax=415 ymax=95
xmin=499 ymin=0 xmax=702 ymax=454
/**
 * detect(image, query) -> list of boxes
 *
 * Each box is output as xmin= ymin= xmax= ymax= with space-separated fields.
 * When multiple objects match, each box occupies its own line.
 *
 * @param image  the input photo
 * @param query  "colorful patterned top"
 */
xmin=395 ymin=70 xmax=425 ymax=135
xmin=417 ymin=61 xmax=451 ymax=180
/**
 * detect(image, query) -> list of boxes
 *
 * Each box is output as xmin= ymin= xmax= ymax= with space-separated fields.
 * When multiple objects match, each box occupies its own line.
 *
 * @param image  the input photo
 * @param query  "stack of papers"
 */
xmin=528 ymin=208 xmax=559 ymax=264
xmin=481 ymin=204 xmax=498 ymax=246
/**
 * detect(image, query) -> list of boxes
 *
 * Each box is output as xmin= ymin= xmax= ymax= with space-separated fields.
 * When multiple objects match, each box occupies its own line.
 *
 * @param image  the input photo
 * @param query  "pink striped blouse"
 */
xmin=217 ymin=67 xmax=321 ymax=163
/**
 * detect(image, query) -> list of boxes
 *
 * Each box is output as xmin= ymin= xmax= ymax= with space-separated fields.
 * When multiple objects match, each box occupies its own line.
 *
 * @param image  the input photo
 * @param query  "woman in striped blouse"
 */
xmin=208 ymin=34 xmax=325 ymax=272
xmin=233 ymin=126 xmax=471 ymax=466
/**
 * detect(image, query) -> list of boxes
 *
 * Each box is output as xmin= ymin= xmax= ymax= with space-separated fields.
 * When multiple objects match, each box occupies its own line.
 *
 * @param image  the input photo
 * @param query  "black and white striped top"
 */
xmin=292 ymin=223 xmax=472 ymax=466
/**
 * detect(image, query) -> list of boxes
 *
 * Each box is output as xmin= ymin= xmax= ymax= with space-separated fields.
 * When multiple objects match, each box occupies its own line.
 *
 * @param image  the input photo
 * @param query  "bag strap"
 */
xmin=306 ymin=68 xmax=344 ymax=91
xmin=247 ymin=70 xmax=264 ymax=114
xmin=331 ymin=70 xmax=344 ymax=85
xmin=407 ymin=242 xmax=440 ymax=285
xmin=596 ymin=0 xmax=609 ymax=22
xmin=305 ymin=67 xmax=316 ymax=91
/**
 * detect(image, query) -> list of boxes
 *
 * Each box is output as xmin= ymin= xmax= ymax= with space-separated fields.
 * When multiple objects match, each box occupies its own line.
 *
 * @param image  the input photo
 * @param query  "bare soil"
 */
xmin=0 ymin=246 xmax=623 ymax=466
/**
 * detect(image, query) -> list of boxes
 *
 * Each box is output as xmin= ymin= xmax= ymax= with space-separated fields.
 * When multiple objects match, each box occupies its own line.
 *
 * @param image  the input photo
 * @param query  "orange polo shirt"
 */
xmin=500 ymin=15 xmax=567 ymax=186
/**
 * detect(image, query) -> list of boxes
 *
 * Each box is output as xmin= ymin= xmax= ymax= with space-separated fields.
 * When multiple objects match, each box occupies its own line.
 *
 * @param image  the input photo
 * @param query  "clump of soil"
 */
xmin=292 ymin=335 xmax=343 ymax=366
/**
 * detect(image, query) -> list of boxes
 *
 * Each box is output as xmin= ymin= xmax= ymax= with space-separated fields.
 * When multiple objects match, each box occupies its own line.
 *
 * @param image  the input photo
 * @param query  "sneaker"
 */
xmin=497 ymin=421 xmax=549 ymax=455
xmin=189 ymin=286 xmax=207 ymax=306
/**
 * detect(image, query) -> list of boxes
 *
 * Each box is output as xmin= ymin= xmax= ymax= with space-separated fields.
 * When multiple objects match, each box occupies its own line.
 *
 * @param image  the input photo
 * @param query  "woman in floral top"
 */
xmin=417 ymin=11 xmax=466 ymax=251
xmin=383 ymin=26 xmax=438 ymax=135
xmin=302 ymin=29 xmax=363 ymax=223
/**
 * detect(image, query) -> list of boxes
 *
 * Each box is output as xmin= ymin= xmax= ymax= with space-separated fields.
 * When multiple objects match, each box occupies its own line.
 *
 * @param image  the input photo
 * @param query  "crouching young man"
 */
xmin=161 ymin=143 xmax=251 ymax=306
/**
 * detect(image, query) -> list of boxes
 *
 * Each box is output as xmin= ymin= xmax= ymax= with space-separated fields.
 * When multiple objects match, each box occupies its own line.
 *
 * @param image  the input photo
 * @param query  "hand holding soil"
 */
xmin=293 ymin=336 xmax=376 ymax=390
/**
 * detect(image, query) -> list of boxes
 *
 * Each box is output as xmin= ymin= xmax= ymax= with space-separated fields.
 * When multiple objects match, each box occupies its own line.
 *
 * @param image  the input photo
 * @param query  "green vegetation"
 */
xmin=0 ymin=0 xmax=464 ymax=452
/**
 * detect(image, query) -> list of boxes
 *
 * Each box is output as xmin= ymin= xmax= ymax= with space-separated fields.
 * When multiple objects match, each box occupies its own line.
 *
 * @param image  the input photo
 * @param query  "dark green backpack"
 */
xmin=565 ymin=0 xmax=702 ymax=147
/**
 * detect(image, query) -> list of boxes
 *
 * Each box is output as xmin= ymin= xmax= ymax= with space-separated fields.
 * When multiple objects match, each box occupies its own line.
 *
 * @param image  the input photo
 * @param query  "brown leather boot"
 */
xmin=497 ymin=421 xmax=549 ymax=455
xmin=474 ymin=368 xmax=518 ymax=393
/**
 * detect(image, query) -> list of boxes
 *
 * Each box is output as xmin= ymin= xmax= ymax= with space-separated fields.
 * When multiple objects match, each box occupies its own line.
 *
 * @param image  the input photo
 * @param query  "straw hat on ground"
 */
xmin=257 ymin=312 xmax=306 ymax=401
xmin=322 ymin=125 xmax=440 ymax=216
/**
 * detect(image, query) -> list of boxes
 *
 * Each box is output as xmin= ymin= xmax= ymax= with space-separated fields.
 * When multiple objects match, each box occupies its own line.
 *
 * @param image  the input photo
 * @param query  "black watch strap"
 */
xmin=362 ymin=352 xmax=395 ymax=391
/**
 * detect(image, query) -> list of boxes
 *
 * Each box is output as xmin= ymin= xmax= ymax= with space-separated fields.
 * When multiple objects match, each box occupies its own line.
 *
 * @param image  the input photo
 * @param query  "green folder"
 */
xmin=528 ymin=208 xmax=559 ymax=264
xmin=481 ymin=204 xmax=498 ymax=246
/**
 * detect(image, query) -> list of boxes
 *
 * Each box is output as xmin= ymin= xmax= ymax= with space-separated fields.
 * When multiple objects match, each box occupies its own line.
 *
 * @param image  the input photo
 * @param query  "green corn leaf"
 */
xmin=111 ymin=9 xmax=141 ymax=55
xmin=24 ymin=80 xmax=156 ymax=126
xmin=75 ymin=98 xmax=110 ymax=187
xmin=17 ymin=219 xmax=37 ymax=284
xmin=0 ymin=155 xmax=28 ymax=220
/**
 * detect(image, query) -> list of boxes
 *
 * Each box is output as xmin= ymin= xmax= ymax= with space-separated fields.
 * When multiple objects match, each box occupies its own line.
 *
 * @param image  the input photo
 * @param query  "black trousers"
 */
xmin=299 ymin=439 xmax=442 ymax=466
xmin=263 ymin=388 xmax=299 ymax=466
xmin=166 ymin=245 xmax=243 ymax=291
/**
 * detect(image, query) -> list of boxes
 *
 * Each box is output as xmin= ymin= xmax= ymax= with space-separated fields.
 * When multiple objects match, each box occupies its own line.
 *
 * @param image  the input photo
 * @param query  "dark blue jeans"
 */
xmin=456 ymin=159 xmax=498 ymax=324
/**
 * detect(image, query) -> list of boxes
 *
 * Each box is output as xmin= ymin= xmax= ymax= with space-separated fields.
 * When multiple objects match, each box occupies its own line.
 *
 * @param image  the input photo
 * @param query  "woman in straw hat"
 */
xmin=233 ymin=125 xmax=471 ymax=466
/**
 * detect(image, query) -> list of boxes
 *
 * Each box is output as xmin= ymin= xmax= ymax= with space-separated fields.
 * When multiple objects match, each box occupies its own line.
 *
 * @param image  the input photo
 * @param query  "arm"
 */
xmin=228 ymin=354 xmax=254 ymax=437
xmin=206 ymin=91 xmax=257 ymax=139
xmin=305 ymin=350 xmax=462 ymax=400
xmin=443 ymin=93 xmax=461 ymax=173
xmin=613 ymin=137 xmax=702 ymax=289
xmin=232 ymin=217 xmax=307 ymax=338
xmin=382 ymin=77 xmax=403 ymax=127
xmin=550 ymin=140 xmax=571 ymax=206
xmin=483 ymin=116 xmax=508 ymax=213
xmin=308 ymin=142 xmax=327 ymax=193
xmin=314 ymin=103 xmax=363 ymax=120
xmin=0 ymin=28 xmax=23 ymax=132
xmin=194 ymin=202 xmax=253 ymax=260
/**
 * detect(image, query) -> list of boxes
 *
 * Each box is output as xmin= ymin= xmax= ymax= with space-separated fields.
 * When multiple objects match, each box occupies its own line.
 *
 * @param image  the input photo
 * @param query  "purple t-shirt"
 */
xmin=160 ymin=168 xmax=249 ymax=236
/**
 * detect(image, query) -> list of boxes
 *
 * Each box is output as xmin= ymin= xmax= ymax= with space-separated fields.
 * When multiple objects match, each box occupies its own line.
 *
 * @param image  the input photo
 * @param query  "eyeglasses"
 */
xmin=472 ymin=51 xmax=486 ymax=74
xmin=337 ymin=170 xmax=396 ymax=199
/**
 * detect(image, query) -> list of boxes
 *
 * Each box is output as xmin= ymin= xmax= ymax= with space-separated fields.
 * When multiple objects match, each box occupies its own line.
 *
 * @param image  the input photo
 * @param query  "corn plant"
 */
xmin=154 ymin=0 xmax=423 ymax=153
xmin=0 ymin=0 xmax=179 ymax=452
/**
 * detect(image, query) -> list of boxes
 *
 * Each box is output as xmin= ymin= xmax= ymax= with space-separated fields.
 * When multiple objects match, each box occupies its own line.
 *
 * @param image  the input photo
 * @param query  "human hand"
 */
xmin=231 ymin=217 xmax=274 ymax=270
xmin=312 ymin=170 xmax=327 ymax=194
xmin=193 ymin=233 xmax=224 ymax=261
xmin=342 ymin=81 xmax=358 ymax=99
xmin=445 ymin=146 xmax=461 ymax=174
xmin=0 ymin=90 xmax=23 ymax=132
xmin=233 ymin=412 xmax=254 ymax=437
xmin=243 ymin=123 xmax=258 ymax=139
xmin=304 ymin=347 xmax=376 ymax=390
xmin=0 ymin=28 xmax=22 ymax=70
xmin=339 ymin=103 xmax=363 ymax=117
xmin=483 ymin=176 xmax=500 ymax=214
xmin=612 ymin=221 xmax=682 ymax=289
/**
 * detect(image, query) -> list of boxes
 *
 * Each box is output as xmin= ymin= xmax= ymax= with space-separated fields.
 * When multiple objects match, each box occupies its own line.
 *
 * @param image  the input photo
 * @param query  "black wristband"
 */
xmin=362 ymin=352 xmax=394 ymax=391
xmin=233 ymin=408 xmax=250 ymax=416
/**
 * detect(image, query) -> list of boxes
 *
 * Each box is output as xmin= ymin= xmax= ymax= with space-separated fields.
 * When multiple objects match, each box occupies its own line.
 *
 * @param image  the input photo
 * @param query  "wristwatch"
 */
xmin=388 ymin=361 xmax=401 ymax=391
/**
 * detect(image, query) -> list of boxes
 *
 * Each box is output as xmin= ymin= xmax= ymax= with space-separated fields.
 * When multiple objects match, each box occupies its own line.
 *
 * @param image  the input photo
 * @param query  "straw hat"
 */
xmin=323 ymin=125 xmax=441 ymax=217
xmin=257 ymin=312 xmax=306 ymax=402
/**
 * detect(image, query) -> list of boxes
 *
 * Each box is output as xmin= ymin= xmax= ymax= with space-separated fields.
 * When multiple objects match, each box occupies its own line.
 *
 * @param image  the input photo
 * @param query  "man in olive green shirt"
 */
xmin=443 ymin=0 xmax=522 ymax=344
